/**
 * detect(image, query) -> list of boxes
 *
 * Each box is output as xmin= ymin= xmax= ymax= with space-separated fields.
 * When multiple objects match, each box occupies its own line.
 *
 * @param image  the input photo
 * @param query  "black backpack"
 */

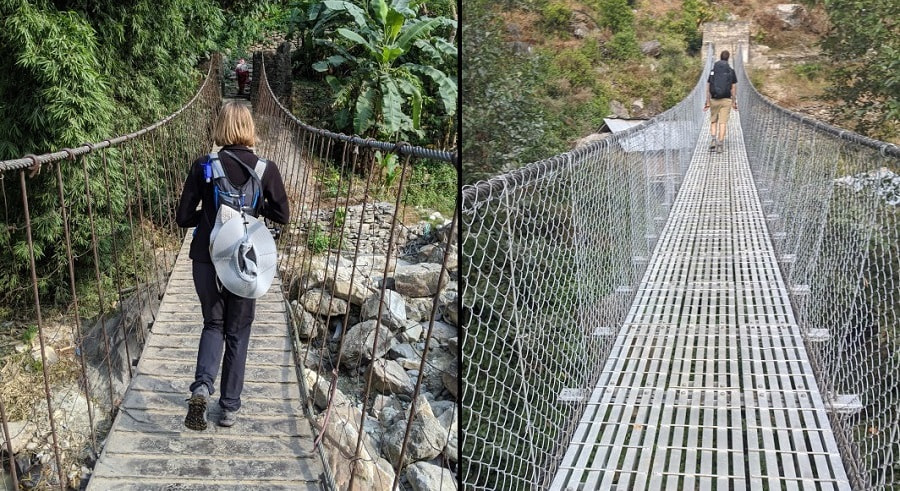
xmin=710 ymin=61 xmax=733 ymax=99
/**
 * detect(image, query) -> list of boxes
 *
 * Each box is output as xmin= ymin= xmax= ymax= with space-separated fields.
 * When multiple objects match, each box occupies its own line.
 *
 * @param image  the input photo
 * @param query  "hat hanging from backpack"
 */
xmin=209 ymin=214 xmax=277 ymax=299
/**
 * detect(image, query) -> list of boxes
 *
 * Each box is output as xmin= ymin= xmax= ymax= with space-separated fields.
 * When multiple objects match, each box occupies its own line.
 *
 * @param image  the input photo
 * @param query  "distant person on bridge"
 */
xmin=704 ymin=50 xmax=738 ymax=154
xmin=235 ymin=58 xmax=250 ymax=96
xmin=176 ymin=102 xmax=290 ymax=430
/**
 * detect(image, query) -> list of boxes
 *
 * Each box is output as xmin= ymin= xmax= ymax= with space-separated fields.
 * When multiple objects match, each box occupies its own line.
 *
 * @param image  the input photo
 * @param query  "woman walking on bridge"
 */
xmin=175 ymin=102 xmax=290 ymax=430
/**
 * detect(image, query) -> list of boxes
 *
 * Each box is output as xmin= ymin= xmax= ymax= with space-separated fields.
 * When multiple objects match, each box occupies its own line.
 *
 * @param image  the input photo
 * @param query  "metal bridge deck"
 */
xmin=87 ymin=232 xmax=326 ymax=490
xmin=551 ymin=115 xmax=851 ymax=489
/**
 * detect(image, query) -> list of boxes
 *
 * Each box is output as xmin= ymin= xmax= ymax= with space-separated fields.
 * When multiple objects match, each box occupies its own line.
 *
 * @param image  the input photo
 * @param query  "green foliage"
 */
xmin=462 ymin=0 xmax=561 ymax=183
xmin=333 ymin=206 xmax=347 ymax=228
xmin=821 ymin=0 xmax=899 ymax=139
xmin=540 ymin=1 xmax=572 ymax=34
xmin=0 ymin=1 xmax=115 ymax=158
xmin=793 ymin=62 xmax=822 ymax=81
xmin=606 ymin=28 xmax=640 ymax=60
xmin=376 ymin=150 xmax=402 ymax=189
xmin=0 ymin=0 xmax=270 ymax=308
xmin=596 ymin=0 xmax=634 ymax=33
xmin=303 ymin=0 xmax=457 ymax=142
xmin=307 ymin=224 xmax=331 ymax=254
xmin=306 ymin=223 xmax=342 ymax=253
xmin=21 ymin=325 xmax=38 ymax=344
xmin=402 ymin=160 xmax=457 ymax=216
xmin=550 ymin=47 xmax=595 ymax=88
xmin=679 ymin=0 xmax=705 ymax=53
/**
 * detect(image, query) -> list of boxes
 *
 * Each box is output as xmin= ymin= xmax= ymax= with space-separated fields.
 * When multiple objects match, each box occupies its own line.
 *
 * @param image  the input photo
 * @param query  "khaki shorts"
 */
xmin=710 ymin=98 xmax=732 ymax=124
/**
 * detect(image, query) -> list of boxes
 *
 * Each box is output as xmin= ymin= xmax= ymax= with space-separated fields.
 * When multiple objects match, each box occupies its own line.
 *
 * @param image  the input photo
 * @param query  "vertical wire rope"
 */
xmin=18 ymin=170 xmax=67 ymax=489
xmin=347 ymin=153 xmax=412 ymax=489
xmin=53 ymin=160 xmax=98 ymax=452
xmin=0 ymin=396 xmax=18 ymax=488
xmin=391 ymin=205 xmax=459 ymax=490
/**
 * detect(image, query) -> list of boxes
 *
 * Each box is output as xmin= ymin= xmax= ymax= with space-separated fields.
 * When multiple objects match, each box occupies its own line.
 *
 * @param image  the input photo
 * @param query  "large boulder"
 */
xmin=0 ymin=421 xmax=37 ymax=454
xmin=442 ymin=360 xmax=459 ymax=399
xmin=315 ymin=406 xmax=395 ymax=490
xmin=361 ymin=290 xmax=407 ymax=330
xmin=439 ymin=291 xmax=458 ymax=327
xmin=325 ymin=266 xmax=373 ymax=306
xmin=394 ymin=263 xmax=447 ymax=298
xmin=382 ymin=396 xmax=448 ymax=466
xmin=300 ymin=289 xmax=349 ymax=316
xmin=292 ymin=302 xmax=325 ymax=340
xmin=436 ymin=407 xmax=458 ymax=464
xmin=341 ymin=320 xmax=396 ymax=369
xmin=406 ymin=461 xmax=457 ymax=491
xmin=640 ymin=40 xmax=661 ymax=57
xmin=304 ymin=369 xmax=351 ymax=410
xmin=368 ymin=359 xmax=415 ymax=395
xmin=774 ymin=4 xmax=807 ymax=29
xmin=405 ymin=297 xmax=437 ymax=322
xmin=422 ymin=321 xmax=457 ymax=347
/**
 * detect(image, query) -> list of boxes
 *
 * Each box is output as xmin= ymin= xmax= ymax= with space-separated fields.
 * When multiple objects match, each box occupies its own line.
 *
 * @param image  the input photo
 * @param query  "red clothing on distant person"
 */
xmin=235 ymin=59 xmax=250 ymax=95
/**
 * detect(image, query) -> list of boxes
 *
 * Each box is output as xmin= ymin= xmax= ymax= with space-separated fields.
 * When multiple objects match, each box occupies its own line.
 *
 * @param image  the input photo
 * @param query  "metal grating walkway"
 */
xmin=551 ymin=115 xmax=851 ymax=490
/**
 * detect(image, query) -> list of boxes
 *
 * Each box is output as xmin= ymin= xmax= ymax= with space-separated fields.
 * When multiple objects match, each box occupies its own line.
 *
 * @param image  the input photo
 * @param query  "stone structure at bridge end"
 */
xmin=702 ymin=22 xmax=751 ymax=65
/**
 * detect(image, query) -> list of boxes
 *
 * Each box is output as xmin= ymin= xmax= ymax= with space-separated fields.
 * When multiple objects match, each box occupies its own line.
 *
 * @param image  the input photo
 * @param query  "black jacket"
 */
xmin=176 ymin=145 xmax=290 ymax=263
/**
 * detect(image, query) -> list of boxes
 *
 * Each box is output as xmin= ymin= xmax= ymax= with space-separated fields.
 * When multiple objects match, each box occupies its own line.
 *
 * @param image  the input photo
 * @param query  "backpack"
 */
xmin=205 ymin=150 xmax=267 ymax=245
xmin=709 ymin=61 xmax=733 ymax=99
xmin=203 ymin=151 xmax=278 ymax=299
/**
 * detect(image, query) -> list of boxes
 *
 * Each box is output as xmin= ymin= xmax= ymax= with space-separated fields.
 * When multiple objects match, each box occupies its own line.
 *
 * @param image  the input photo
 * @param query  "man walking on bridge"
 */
xmin=704 ymin=50 xmax=738 ymax=153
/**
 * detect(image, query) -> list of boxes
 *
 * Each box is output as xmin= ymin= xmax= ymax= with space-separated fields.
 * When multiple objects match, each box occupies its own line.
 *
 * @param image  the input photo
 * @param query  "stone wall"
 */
xmin=252 ymin=41 xmax=293 ymax=105
xmin=702 ymin=22 xmax=751 ymax=65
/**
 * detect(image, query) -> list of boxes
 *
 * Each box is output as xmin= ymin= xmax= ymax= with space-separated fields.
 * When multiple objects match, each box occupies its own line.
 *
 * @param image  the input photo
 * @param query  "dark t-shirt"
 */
xmin=175 ymin=145 xmax=290 ymax=263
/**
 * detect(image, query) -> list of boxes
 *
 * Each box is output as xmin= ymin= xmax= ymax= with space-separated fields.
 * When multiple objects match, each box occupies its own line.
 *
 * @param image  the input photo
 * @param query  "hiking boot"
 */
xmin=184 ymin=385 xmax=209 ymax=431
xmin=709 ymin=139 xmax=717 ymax=151
xmin=716 ymin=141 xmax=724 ymax=153
xmin=219 ymin=409 xmax=239 ymax=427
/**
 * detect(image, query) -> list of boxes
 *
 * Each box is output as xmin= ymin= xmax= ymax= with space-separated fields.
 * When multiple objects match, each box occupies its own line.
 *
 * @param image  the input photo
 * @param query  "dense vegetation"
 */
xmin=819 ymin=0 xmax=899 ymax=140
xmin=462 ymin=0 xmax=711 ymax=183
xmin=282 ymin=0 xmax=459 ymax=218
xmin=0 ymin=0 xmax=457 ymax=309
xmin=0 ymin=0 xmax=280 ymax=309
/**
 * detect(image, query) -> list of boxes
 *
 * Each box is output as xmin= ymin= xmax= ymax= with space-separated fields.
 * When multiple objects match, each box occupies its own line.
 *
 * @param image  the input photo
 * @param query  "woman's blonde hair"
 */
xmin=213 ymin=102 xmax=256 ymax=147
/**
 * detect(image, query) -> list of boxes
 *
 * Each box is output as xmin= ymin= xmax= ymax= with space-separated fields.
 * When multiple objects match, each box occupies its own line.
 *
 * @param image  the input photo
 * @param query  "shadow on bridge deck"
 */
xmin=86 ymin=233 xmax=326 ymax=490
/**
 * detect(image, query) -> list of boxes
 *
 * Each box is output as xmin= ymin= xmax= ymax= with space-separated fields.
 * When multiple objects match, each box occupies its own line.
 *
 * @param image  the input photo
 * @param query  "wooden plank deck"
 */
xmin=87 ymin=232 xmax=327 ymax=490
xmin=551 ymin=114 xmax=851 ymax=490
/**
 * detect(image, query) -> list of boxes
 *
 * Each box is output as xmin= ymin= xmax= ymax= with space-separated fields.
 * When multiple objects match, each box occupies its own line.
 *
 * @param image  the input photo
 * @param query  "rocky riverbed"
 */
xmin=286 ymin=202 xmax=458 ymax=490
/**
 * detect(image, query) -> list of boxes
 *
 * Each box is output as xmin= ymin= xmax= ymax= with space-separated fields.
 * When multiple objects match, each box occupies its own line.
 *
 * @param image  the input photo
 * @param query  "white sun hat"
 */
xmin=209 ymin=214 xmax=278 ymax=299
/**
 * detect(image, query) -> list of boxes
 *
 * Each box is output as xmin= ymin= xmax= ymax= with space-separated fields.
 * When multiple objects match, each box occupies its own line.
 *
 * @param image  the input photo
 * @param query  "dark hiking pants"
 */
xmin=189 ymin=261 xmax=255 ymax=411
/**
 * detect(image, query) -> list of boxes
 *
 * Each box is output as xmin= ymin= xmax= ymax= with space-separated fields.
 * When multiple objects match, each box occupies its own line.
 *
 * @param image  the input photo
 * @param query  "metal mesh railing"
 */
xmin=460 ymin=50 xmax=714 ymax=489
xmin=0 ymin=56 xmax=220 ymax=489
xmin=253 ymin=60 xmax=460 ymax=489
xmin=736 ymin=48 xmax=900 ymax=490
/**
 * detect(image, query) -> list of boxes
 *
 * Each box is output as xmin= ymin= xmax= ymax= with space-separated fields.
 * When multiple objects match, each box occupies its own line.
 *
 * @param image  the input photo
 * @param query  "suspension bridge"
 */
xmin=462 ymin=46 xmax=900 ymax=490
xmin=0 ymin=54 xmax=458 ymax=490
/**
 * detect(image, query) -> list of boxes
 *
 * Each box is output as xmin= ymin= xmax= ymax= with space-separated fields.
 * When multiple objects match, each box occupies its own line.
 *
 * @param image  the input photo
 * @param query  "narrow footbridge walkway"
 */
xmin=87 ymin=234 xmax=326 ymax=490
xmin=550 ymin=115 xmax=850 ymax=489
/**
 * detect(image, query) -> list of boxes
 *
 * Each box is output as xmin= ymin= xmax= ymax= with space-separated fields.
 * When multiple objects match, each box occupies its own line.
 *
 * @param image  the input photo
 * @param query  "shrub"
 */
xmin=793 ymin=62 xmax=822 ymax=81
xmin=607 ymin=29 xmax=640 ymax=60
xmin=540 ymin=1 xmax=573 ymax=34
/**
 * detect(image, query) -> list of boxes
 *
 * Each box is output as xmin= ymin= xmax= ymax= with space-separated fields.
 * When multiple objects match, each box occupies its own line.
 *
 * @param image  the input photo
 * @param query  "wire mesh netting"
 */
xmin=736 ymin=52 xmax=900 ymax=490
xmin=460 ymin=50 xmax=714 ymax=490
